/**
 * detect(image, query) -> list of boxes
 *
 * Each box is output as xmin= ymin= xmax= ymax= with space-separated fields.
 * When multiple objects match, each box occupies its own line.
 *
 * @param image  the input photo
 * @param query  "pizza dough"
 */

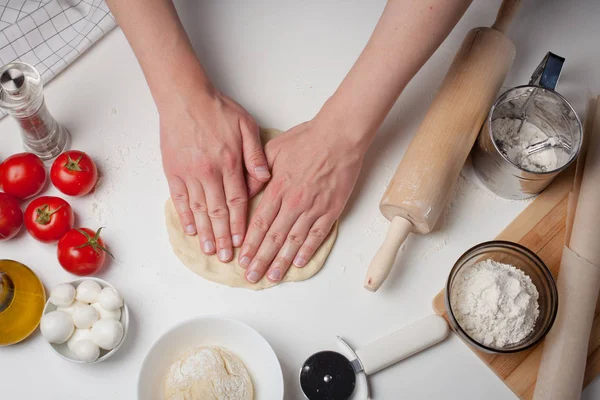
xmin=164 ymin=346 xmax=253 ymax=400
xmin=164 ymin=128 xmax=338 ymax=290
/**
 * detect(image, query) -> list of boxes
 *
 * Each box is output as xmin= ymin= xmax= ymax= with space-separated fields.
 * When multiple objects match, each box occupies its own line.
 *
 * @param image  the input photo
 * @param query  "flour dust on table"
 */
xmin=450 ymin=259 xmax=540 ymax=348
xmin=164 ymin=346 xmax=253 ymax=400
xmin=164 ymin=128 xmax=338 ymax=290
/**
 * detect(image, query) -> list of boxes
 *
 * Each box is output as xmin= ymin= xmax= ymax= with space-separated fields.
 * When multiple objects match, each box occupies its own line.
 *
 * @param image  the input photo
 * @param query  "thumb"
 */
xmin=246 ymin=173 xmax=265 ymax=198
xmin=240 ymin=119 xmax=270 ymax=182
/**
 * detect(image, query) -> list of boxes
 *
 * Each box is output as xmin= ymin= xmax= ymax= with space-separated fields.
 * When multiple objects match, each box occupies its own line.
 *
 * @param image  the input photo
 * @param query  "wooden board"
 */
xmin=432 ymin=167 xmax=600 ymax=399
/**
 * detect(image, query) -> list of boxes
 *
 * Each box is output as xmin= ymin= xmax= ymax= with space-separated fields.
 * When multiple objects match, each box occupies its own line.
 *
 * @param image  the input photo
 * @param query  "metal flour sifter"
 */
xmin=472 ymin=52 xmax=582 ymax=199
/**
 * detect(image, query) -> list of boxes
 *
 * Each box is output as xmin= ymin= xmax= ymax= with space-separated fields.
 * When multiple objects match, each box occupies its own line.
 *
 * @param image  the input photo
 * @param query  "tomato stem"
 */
xmin=35 ymin=204 xmax=63 ymax=225
xmin=74 ymin=227 xmax=114 ymax=259
xmin=64 ymin=154 xmax=86 ymax=172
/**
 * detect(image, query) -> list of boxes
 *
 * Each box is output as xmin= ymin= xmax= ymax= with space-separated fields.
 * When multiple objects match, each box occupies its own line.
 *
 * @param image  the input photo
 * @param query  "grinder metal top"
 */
xmin=0 ymin=62 xmax=44 ymax=116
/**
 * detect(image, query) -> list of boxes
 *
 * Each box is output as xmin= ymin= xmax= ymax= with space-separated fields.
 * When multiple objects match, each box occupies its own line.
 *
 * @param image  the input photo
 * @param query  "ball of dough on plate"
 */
xmin=164 ymin=347 xmax=253 ymax=400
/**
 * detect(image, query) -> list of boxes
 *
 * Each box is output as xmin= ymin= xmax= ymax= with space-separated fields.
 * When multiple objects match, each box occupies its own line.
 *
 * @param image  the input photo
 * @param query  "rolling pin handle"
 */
xmin=364 ymin=216 xmax=412 ymax=292
xmin=491 ymin=0 xmax=521 ymax=33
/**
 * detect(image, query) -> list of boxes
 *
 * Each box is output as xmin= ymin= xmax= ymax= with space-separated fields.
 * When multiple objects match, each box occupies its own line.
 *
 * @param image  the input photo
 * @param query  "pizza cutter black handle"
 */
xmin=355 ymin=315 xmax=449 ymax=375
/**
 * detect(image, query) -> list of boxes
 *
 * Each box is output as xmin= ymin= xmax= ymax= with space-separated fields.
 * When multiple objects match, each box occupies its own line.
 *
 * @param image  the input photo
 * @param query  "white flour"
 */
xmin=492 ymin=118 xmax=565 ymax=172
xmin=450 ymin=259 xmax=539 ymax=348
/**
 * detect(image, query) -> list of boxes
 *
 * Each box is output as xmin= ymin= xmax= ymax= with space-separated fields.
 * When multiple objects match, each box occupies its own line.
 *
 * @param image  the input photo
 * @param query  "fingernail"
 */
xmin=268 ymin=269 xmax=282 ymax=281
xmin=239 ymin=256 xmax=251 ymax=268
xmin=203 ymin=241 xmax=215 ymax=253
xmin=218 ymin=249 xmax=232 ymax=261
xmin=254 ymin=166 xmax=271 ymax=180
xmin=185 ymin=224 xmax=196 ymax=235
xmin=247 ymin=270 xmax=260 ymax=283
xmin=232 ymin=234 xmax=243 ymax=247
xmin=294 ymin=256 xmax=307 ymax=267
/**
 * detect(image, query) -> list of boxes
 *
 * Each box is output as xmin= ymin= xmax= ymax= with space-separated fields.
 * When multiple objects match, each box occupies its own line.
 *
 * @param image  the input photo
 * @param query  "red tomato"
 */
xmin=57 ymin=227 xmax=113 ymax=276
xmin=24 ymin=196 xmax=74 ymax=243
xmin=0 ymin=153 xmax=47 ymax=199
xmin=50 ymin=151 xmax=98 ymax=196
xmin=0 ymin=193 xmax=23 ymax=241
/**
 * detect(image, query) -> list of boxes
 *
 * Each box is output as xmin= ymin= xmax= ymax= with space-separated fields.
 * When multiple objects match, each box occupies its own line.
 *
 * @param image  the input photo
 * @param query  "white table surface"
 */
xmin=2 ymin=1 xmax=600 ymax=399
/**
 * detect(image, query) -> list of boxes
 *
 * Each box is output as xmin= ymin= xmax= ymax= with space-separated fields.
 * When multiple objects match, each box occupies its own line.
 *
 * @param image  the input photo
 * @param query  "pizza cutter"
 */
xmin=300 ymin=315 xmax=448 ymax=400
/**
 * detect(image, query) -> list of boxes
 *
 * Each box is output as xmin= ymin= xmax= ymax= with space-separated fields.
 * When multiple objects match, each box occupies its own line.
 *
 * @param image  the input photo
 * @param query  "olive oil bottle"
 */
xmin=0 ymin=260 xmax=45 ymax=346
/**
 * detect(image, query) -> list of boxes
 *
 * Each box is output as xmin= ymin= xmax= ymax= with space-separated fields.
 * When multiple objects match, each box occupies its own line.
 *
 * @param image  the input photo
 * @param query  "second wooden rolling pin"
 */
xmin=364 ymin=0 xmax=521 ymax=291
xmin=533 ymin=96 xmax=600 ymax=400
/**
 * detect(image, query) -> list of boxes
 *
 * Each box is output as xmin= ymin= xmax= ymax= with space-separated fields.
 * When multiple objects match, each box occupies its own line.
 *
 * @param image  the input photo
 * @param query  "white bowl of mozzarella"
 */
xmin=41 ymin=277 xmax=129 ymax=363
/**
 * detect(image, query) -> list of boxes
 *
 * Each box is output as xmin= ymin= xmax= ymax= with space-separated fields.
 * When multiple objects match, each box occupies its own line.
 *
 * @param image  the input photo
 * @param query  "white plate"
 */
xmin=138 ymin=316 xmax=284 ymax=400
xmin=43 ymin=277 xmax=129 ymax=364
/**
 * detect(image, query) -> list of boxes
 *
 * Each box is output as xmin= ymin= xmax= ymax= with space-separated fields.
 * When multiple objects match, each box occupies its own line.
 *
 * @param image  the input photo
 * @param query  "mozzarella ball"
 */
xmin=74 ymin=339 xmax=100 ymax=363
xmin=49 ymin=283 xmax=76 ymax=307
xmin=73 ymin=304 xmax=99 ymax=329
xmin=40 ymin=311 xmax=74 ymax=344
xmin=91 ymin=302 xmax=121 ymax=321
xmin=97 ymin=287 xmax=123 ymax=310
xmin=76 ymin=280 xmax=102 ymax=303
xmin=91 ymin=319 xmax=124 ymax=350
xmin=57 ymin=301 xmax=86 ymax=316
xmin=67 ymin=328 xmax=92 ymax=353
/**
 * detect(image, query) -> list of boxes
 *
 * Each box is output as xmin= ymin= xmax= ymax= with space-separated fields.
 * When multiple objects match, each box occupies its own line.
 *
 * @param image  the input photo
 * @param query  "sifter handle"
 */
xmin=355 ymin=315 xmax=449 ymax=376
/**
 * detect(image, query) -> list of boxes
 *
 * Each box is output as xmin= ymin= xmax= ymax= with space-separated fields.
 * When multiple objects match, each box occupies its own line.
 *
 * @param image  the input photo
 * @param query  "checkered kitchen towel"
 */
xmin=0 ymin=0 xmax=114 ymax=98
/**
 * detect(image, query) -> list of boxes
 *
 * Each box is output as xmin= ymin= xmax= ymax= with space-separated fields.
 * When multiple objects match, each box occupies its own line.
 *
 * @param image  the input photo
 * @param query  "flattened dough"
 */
xmin=164 ymin=128 xmax=338 ymax=290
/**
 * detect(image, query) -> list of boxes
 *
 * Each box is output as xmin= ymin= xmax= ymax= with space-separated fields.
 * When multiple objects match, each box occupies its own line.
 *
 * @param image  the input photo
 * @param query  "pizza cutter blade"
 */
xmin=300 ymin=349 xmax=360 ymax=400
xmin=300 ymin=315 xmax=449 ymax=400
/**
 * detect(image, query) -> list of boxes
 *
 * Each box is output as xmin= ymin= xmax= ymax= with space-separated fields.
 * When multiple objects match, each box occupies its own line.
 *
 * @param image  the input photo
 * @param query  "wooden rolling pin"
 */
xmin=533 ymin=96 xmax=600 ymax=400
xmin=364 ymin=0 xmax=521 ymax=292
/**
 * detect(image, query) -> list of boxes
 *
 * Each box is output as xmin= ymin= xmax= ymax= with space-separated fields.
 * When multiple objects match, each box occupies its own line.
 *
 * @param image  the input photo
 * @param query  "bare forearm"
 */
xmin=106 ymin=0 xmax=212 ymax=109
xmin=322 ymin=0 xmax=472 ymax=148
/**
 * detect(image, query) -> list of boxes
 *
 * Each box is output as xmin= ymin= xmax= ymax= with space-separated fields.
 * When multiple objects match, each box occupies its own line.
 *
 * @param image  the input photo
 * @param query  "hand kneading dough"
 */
xmin=164 ymin=128 xmax=338 ymax=290
xmin=164 ymin=347 xmax=253 ymax=400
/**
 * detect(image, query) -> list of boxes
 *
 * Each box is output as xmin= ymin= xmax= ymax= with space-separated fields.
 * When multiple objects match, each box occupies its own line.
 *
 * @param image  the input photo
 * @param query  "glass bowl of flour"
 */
xmin=445 ymin=241 xmax=558 ymax=353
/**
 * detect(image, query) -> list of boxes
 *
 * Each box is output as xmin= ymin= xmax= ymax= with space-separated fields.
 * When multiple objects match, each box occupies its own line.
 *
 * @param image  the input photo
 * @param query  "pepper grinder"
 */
xmin=0 ymin=62 xmax=69 ymax=162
